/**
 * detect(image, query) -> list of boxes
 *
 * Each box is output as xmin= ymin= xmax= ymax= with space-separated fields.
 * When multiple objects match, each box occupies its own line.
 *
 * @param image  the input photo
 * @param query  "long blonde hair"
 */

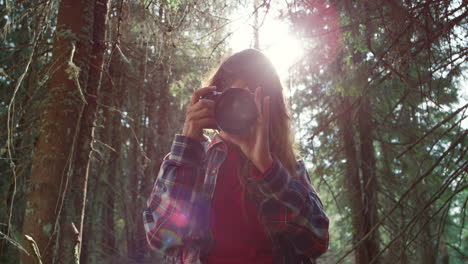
xmin=205 ymin=49 xmax=297 ymax=198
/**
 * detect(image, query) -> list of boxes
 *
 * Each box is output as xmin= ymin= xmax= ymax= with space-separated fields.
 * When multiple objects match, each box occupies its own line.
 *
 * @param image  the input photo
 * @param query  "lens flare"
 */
xmin=159 ymin=229 xmax=182 ymax=251
xmin=170 ymin=211 xmax=189 ymax=227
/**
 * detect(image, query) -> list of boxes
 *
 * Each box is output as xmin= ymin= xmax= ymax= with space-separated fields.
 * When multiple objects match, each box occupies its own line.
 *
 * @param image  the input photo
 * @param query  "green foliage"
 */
xmin=0 ymin=0 xmax=232 ymax=263
xmin=1 ymin=0 xmax=465 ymax=263
xmin=287 ymin=0 xmax=467 ymax=263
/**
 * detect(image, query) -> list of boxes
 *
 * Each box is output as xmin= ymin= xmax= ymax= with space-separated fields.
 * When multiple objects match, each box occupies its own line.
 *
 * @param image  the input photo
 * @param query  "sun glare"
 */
xmin=229 ymin=4 xmax=304 ymax=83
xmin=262 ymin=22 xmax=304 ymax=78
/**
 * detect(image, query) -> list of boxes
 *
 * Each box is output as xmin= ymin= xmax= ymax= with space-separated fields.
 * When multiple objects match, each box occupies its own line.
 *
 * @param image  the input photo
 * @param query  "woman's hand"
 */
xmin=220 ymin=87 xmax=273 ymax=173
xmin=182 ymin=87 xmax=217 ymax=141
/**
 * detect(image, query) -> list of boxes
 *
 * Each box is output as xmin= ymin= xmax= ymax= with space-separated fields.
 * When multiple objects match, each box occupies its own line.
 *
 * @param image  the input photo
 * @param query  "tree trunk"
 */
xmin=357 ymin=97 xmax=380 ymax=263
xmin=380 ymin=139 xmax=408 ymax=263
xmin=253 ymin=0 xmax=260 ymax=49
xmin=101 ymin=62 xmax=123 ymax=261
xmin=56 ymin=0 xmax=109 ymax=263
xmin=337 ymin=96 xmax=369 ymax=264
xmin=0 ymin=11 xmax=38 ymax=262
xmin=102 ymin=105 xmax=120 ymax=261
xmin=21 ymin=0 xmax=95 ymax=263
xmin=126 ymin=45 xmax=146 ymax=263
xmin=81 ymin=42 xmax=121 ymax=264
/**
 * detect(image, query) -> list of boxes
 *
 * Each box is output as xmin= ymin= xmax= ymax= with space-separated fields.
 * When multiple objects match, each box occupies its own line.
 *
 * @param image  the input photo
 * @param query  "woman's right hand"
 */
xmin=182 ymin=86 xmax=217 ymax=141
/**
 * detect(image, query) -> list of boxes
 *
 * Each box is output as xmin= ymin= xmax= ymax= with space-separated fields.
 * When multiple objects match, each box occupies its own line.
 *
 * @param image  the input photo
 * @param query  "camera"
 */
xmin=200 ymin=87 xmax=258 ymax=135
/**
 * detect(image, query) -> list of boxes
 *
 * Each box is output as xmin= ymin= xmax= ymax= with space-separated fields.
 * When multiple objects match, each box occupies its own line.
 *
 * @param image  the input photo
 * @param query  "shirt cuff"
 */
xmin=250 ymin=159 xmax=274 ymax=179
xmin=169 ymin=134 xmax=206 ymax=166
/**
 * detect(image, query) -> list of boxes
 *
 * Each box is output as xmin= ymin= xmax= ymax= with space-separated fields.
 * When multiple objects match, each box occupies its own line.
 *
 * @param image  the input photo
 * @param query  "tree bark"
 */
xmin=56 ymin=0 xmax=109 ymax=263
xmin=357 ymin=97 xmax=380 ymax=263
xmin=126 ymin=44 xmax=146 ymax=263
xmin=0 ymin=9 xmax=38 ymax=262
xmin=101 ymin=56 xmax=123 ymax=261
xmin=338 ymin=96 xmax=369 ymax=264
xmin=81 ymin=40 xmax=121 ymax=264
xmin=21 ymin=0 xmax=95 ymax=263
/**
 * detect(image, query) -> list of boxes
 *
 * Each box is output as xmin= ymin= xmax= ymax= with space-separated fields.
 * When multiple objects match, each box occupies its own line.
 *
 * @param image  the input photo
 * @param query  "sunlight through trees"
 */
xmin=0 ymin=0 xmax=466 ymax=263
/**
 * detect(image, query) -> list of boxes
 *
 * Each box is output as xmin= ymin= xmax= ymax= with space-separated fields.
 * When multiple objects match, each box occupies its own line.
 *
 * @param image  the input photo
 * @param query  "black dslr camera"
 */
xmin=201 ymin=87 xmax=258 ymax=135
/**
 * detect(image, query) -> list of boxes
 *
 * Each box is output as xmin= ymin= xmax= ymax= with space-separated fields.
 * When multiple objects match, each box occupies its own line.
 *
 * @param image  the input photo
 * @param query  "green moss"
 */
xmin=25 ymin=203 xmax=33 ymax=216
xmin=42 ymin=223 xmax=52 ymax=236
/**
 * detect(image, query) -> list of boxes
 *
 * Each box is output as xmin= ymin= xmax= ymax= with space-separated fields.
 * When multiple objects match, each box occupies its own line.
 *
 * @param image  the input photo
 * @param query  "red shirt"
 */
xmin=201 ymin=145 xmax=273 ymax=264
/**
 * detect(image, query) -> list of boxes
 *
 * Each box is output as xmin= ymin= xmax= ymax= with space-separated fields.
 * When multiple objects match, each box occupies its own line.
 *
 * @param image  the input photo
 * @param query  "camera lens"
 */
xmin=215 ymin=88 xmax=257 ymax=134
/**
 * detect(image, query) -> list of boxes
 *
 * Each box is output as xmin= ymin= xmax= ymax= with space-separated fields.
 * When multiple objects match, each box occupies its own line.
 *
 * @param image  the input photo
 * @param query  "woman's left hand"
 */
xmin=220 ymin=87 xmax=273 ymax=173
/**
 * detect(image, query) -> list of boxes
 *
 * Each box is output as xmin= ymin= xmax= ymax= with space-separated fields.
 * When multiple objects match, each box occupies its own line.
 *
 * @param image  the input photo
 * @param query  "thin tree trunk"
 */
xmin=440 ymin=233 xmax=449 ymax=264
xmin=380 ymin=139 xmax=408 ymax=263
xmin=253 ymin=0 xmax=260 ymax=49
xmin=126 ymin=46 xmax=146 ymax=262
xmin=81 ymin=43 xmax=122 ymax=264
xmin=21 ymin=0 xmax=94 ymax=263
xmin=358 ymin=97 xmax=380 ymax=263
xmin=338 ymin=96 xmax=369 ymax=264
xmin=102 ymin=73 xmax=122 ymax=261
xmin=0 ymin=13 xmax=38 ymax=262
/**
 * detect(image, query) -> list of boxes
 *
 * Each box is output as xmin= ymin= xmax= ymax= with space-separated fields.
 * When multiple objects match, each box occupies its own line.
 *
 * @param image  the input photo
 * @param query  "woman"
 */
xmin=143 ymin=49 xmax=329 ymax=264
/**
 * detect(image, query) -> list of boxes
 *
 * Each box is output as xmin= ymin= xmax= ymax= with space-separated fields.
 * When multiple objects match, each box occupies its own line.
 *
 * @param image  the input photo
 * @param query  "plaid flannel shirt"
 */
xmin=144 ymin=134 xmax=329 ymax=264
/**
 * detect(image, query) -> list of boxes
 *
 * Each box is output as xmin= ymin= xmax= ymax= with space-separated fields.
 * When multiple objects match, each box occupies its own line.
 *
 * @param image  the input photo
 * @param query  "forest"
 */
xmin=0 ymin=0 xmax=466 ymax=263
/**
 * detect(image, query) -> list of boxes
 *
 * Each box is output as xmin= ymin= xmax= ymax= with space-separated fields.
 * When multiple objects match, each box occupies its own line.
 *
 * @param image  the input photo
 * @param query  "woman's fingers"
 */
xmin=187 ymin=100 xmax=216 ymax=127
xmin=189 ymin=106 xmax=215 ymax=121
xmin=190 ymin=86 xmax=216 ymax=105
xmin=188 ymin=99 xmax=215 ymax=115
xmin=254 ymin=86 xmax=263 ymax=118
xmin=263 ymin=96 xmax=270 ymax=135
xmin=183 ymin=87 xmax=216 ymax=141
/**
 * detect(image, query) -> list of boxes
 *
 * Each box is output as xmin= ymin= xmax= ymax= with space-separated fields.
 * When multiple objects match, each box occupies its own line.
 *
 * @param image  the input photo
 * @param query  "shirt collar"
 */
xmin=206 ymin=134 xmax=228 ymax=152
